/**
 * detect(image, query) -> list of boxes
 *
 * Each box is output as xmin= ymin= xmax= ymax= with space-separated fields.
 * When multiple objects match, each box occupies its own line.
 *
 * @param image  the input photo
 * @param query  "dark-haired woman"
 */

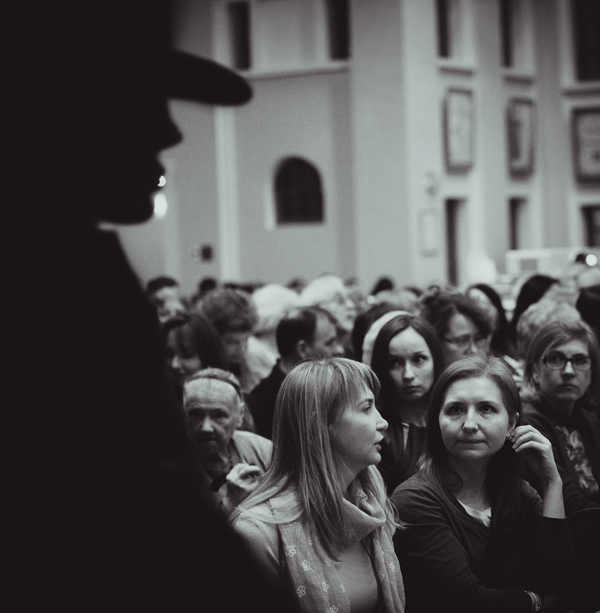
xmin=466 ymin=283 xmax=515 ymax=359
xmin=163 ymin=313 xmax=229 ymax=388
xmin=521 ymin=318 xmax=600 ymax=514
xmin=392 ymin=355 xmax=572 ymax=613
xmin=370 ymin=314 xmax=444 ymax=493
xmin=419 ymin=286 xmax=492 ymax=366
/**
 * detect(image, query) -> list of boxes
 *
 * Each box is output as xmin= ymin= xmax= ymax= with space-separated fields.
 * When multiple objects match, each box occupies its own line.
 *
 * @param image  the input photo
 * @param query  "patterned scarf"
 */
xmin=270 ymin=481 xmax=405 ymax=613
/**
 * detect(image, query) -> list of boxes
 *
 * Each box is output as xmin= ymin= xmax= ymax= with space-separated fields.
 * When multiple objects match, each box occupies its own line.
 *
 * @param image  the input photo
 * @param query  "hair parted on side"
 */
xmin=422 ymin=354 xmax=524 ymax=525
xmin=234 ymin=357 xmax=396 ymax=559
xmin=370 ymin=313 xmax=445 ymax=416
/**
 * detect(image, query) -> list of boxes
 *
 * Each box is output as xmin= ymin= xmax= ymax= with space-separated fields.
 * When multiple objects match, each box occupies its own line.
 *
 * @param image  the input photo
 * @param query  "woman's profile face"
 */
xmin=387 ymin=327 xmax=435 ymax=403
xmin=331 ymin=384 xmax=388 ymax=477
xmin=438 ymin=376 xmax=514 ymax=466
xmin=166 ymin=329 xmax=202 ymax=386
xmin=532 ymin=338 xmax=592 ymax=411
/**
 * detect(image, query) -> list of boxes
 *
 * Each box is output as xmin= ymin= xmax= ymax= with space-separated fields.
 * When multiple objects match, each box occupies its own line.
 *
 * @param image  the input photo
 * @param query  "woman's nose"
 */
xmin=562 ymin=359 xmax=575 ymax=375
xmin=404 ymin=363 xmax=415 ymax=380
xmin=462 ymin=409 xmax=478 ymax=431
xmin=376 ymin=409 xmax=388 ymax=432
xmin=171 ymin=355 xmax=181 ymax=370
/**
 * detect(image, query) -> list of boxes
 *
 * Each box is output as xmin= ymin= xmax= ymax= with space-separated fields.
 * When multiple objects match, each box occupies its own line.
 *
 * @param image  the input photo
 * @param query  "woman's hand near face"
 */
xmin=510 ymin=425 xmax=565 ymax=519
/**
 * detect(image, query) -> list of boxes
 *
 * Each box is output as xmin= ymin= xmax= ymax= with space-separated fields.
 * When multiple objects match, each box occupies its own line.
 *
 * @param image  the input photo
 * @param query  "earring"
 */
xmin=506 ymin=430 xmax=514 ymax=440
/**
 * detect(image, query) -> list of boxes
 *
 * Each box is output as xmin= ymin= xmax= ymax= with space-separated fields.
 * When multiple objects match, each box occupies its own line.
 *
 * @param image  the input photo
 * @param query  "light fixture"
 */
xmin=153 ymin=193 xmax=168 ymax=218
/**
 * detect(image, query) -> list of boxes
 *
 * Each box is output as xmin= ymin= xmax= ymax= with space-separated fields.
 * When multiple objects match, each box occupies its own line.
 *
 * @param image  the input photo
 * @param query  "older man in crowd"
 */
xmin=248 ymin=306 xmax=343 ymax=439
xmin=183 ymin=369 xmax=271 ymax=515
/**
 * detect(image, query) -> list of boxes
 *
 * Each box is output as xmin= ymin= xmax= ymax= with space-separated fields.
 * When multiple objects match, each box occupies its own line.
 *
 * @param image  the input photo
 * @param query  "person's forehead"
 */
xmin=448 ymin=313 xmax=476 ymax=334
xmin=547 ymin=338 xmax=589 ymax=355
xmin=184 ymin=378 xmax=239 ymax=406
xmin=444 ymin=377 xmax=504 ymax=403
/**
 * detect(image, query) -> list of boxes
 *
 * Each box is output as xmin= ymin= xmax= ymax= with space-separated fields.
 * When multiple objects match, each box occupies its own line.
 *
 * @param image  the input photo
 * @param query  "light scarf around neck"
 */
xmin=270 ymin=480 xmax=405 ymax=613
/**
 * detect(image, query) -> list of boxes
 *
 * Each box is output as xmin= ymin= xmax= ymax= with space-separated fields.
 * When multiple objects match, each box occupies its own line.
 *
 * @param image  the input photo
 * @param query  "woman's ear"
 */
xmin=510 ymin=411 xmax=519 ymax=430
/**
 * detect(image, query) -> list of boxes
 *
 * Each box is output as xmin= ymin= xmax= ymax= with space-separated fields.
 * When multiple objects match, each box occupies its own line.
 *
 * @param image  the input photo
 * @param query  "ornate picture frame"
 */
xmin=507 ymin=98 xmax=534 ymax=177
xmin=443 ymin=89 xmax=474 ymax=173
xmin=572 ymin=107 xmax=600 ymax=183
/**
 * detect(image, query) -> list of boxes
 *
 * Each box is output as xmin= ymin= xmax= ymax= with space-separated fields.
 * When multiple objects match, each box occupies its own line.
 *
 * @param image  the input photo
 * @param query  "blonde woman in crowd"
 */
xmin=233 ymin=358 xmax=405 ymax=613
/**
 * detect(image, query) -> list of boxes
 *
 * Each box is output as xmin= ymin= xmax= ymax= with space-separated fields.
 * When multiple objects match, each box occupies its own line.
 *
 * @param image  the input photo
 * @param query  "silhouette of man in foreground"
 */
xmin=5 ymin=1 xmax=297 ymax=610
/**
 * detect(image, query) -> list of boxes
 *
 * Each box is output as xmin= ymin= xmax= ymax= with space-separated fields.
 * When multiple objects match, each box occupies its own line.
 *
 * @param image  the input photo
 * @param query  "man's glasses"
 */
xmin=542 ymin=351 xmax=592 ymax=372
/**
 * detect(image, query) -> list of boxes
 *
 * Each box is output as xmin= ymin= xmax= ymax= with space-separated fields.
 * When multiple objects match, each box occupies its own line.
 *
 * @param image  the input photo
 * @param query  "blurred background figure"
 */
xmin=418 ymin=286 xmax=492 ymax=365
xmin=466 ymin=283 xmax=516 ymax=359
xmin=300 ymin=274 xmax=357 ymax=356
xmin=247 ymin=306 xmax=343 ymax=439
xmin=147 ymin=275 xmax=187 ymax=323
xmin=509 ymin=274 xmax=558 ymax=347
xmin=251 ymin=282 xmax=301 ymax=362
xmin=190 ymin=276 xmax=219 ymax=309
xmin=370 ymin=314 xmax=445 ymax=493
xmin=163 ymin=313 xmax=229 ymax=389
xmin=522 ymin=319 xmax=600 ymax=515
xmin=198 ymin=287 xmax=275 ymax=393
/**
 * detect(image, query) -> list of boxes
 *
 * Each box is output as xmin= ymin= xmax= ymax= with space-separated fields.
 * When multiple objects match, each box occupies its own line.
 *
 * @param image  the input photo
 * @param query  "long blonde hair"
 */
xmin=234 ymin=358 xmax=397 ymax=559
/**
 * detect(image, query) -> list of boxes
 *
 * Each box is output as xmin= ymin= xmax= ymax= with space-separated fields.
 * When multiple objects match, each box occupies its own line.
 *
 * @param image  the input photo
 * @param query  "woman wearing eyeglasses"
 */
xmin=521 ymin=318 xmax=600 ymax=514
xmin=419 ymin=286 xmax=493 ymax=365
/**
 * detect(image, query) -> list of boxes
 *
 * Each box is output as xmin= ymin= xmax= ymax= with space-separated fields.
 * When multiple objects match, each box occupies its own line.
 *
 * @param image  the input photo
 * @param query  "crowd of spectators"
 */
xmin=144 ymin=267 xmax=600 ymax=612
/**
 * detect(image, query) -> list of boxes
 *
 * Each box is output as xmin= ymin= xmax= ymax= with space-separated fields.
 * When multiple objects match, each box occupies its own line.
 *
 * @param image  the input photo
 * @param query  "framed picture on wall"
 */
xmin=443 ymin=89 xmax=474 ymax=173
xmin=507 ymin=98 xmax=534 ymax=177
xmin=572 ymin=107 xmax=600 ymax=183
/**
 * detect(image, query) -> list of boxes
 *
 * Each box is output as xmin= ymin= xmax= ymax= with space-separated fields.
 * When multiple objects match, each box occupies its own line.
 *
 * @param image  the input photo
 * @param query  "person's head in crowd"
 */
xmin=423 ymin=354 xmax=522 ymax=511
xmin=419 ymin=286 xmax=492 ymax=365
xmin=515 ymin=300 xmax=581 ymax=360
xmin=370 ymin=276 xmax=395 ymax=297
xmin=466 ymin=283 xmax=514 ymax=358
xmin=577 ymin=284 xmax=600 ymax=343
xmin=370 ymin=314 xmax=444 ymax=420
xmin=183 ymin=369 xmax=245 ymax=461
xmin=252 ymin=283 xmax=301 ymax=356
xmin=300 ymin=274 xmax=357 ymax=333
xmin=237 ymin=358 xmax=393 ymax=556
xmin=276 ymin=307 xmax=343 ymax=372
xmin=509 ymin=274 xmax=559 ymax=341
xmin=146 ymin=275 xmax=187 ymax=323
xmin=524 ymin=319 xmax=600 ymax=415
xmin=198 ymin=288 xmax=259 ymax=367
xmin=351 ymin=302 xmax=401 ymax=362
xmin=192 ymin=276 xmax=218 ymax=305
xmin=368 ymin=284 xmax=421 ymax=311
xmin=286 ymin=278 xmax=307 ymax=294
xmin=163 ymin=313 xmax=229 ymax=387
xmin=345 ymin=277 xmax=368 ymax=314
